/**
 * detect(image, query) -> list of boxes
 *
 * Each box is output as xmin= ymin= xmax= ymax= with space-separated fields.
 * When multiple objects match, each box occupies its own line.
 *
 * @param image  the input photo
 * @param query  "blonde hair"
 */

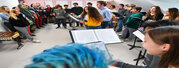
xmin=0 ymin=7 xmax=8 ymax=14
xmin=9 ymin=9 xmax=18 ymax=20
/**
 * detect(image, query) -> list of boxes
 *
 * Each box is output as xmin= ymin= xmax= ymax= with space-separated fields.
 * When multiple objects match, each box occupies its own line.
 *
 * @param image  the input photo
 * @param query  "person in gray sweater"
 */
xmin=53 ymin=5 xmax=66 ymax=29
xmin=112 ymin=20 xmax=179 ymax=68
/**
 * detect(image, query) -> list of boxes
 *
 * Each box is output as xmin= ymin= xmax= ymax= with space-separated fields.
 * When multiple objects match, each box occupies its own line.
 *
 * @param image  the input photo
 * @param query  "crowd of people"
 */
xmin=0 ymin=0 xmax=179 ymax=68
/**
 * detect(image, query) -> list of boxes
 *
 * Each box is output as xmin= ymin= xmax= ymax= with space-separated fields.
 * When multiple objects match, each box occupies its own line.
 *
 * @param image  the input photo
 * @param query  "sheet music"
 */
xmin=71 ymin=30 xmax=98 ymax=44
xmin=94 ymin=29 xmax=121 ymax=44
xmin=133 ymin=30 xmax=145 ymax=41
xmin=85 ymin=41 xmax=112 ymax=62
xmin=68 ymin=14 xmax=80 ymax=22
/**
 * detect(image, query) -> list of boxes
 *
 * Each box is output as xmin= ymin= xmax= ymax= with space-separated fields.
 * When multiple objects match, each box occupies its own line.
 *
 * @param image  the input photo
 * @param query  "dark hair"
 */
xmin=73 ymin=3 xmax=78 ymax=5
xmin=97 ymin=1 xmax=107 ymax=6
xmin=134 ymin=7 xmax=142 ymax=12
xmin=111 ymin=5 xmax=115 ymax=9
xmin=146 ymin=6 xmax=163 ymax=20
xmin=168 ymin=8 xmax=179 ymax=20
xmin=1 ymin=6 xmax=8 ymax=10
xmin=64 ymin=4 xmax=68 ymax=7
xmin=55 ymin=4 xmax=62 ymax=9
xmin=88 ymin=7 xmax=103 ymax=22
xmin=87 ymin=2 xmax=92 ymax=5
xmin=147 ymin=26 xmax=179 ymax=68
xmin=119 ymin=4 xmax=124 ymax=7
xmin=81 ymin=6 xmax=88 ymax=19
xmin=142 ymin=20 xmax=179 ymax=30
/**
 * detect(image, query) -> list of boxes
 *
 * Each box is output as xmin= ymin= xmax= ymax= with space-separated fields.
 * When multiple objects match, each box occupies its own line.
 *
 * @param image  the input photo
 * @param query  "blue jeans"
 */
xmin=108 ymin=19 xmax=113 ymax=28
xmin=117 ymin=19 xmax=124 ymax=32
xmin=56 ymin=18 xmax=66 ymax=27
xmin=101 ymin=21 xmax=110 ymax=29
xmin=85 ymin=25 xmax=101 ymax=29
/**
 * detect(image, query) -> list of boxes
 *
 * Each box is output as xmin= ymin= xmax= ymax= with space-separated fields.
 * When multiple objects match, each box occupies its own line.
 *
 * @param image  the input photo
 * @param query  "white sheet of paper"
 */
xmin=68 ymin=14 xmax=80 ymax=22
xmin=71 ymin=30 xmax=98 ymax=44
xmin=56 ymin=1 xmax=68 ymax=8
xmin=94 ymin=29 xmax=121 ymax=44
xmin=85 ymin=41 xmax=112 ymax=62
xmin=133 ymin=30 xmax=145 ymax=41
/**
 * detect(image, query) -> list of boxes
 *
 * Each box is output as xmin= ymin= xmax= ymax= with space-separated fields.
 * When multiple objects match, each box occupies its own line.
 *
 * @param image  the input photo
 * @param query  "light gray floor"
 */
xmin=0 ymin=24 xmax=144 ymax=68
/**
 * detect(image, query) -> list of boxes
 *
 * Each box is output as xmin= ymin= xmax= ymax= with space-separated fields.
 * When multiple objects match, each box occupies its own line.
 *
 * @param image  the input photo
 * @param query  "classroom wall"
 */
xmin=0 ymin=0 xmax=19 ymax=9
xmin=113 ymin=0 xmax=179 ymax=12
xmin=24 ymin=0 xmax=100 ymax=8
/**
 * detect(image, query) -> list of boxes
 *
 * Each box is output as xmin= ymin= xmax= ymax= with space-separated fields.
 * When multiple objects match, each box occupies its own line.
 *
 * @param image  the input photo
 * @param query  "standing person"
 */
xmin=64 ymin=5 xmax=72 ymax=27
xmin=9 ymin=9 xmax=40 ymax=43
xmin=53 ymin=5 xmax=66 ymax=29
xmin=79 ymin=7 xmax=103 ymax=29
xmin=116 ymin=4 xmax=126 ymax=32
xmin=45 ymin=5 xmax=53 ymax=23
xmin=71 ymin=3 xmax=83 ymax=27
xmin=97 ymin=1 xmax=112 ymax=29
xmin=163 ymin=8 xmax=179 ymax=20
xmin=144 ymin=6 xmax=164 ymax=22
xmin=40 ymin=6 xmax=47 ymax=25
xmin=121 ymin=7 xmax=144 ymax=40
xmin=87 ymin=2 xmax=93 ymax=7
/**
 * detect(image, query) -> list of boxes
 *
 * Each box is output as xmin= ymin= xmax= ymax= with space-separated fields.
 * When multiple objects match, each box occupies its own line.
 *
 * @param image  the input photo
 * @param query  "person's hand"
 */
xmin=148 ymin=19 xmax=153 ymax=22
xmin=111 ymin=62 xmax=118 ymax=66
xmin=71 ymin=13 xmax=75 ymax=16
xmin=116 ymin=17 xmax=119 ymax=19
xmin=79 ymin=21 xmax=85 ymax=23
xmin=53 ymin=13 xmax=55 ymax=16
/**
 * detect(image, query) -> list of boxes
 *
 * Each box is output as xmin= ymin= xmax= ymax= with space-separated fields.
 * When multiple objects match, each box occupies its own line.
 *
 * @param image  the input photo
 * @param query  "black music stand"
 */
xmin=127 ymin=17 xmax=144 ymax=50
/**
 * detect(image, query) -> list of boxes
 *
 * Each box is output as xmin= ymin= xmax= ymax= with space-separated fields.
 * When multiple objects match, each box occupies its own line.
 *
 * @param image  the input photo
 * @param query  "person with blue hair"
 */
xmin=25 ymin=43 xmax=109 ymax=68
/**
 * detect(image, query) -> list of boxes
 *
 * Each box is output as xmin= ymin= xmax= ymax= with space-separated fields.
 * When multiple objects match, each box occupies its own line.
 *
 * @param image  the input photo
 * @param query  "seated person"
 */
xmin=25 ymin=43 xmax=109 ymax=68
xmin=112 ymin=20 xmax=179 ymax=68
xmin=121 ymin=7 xmax=144 ymax=40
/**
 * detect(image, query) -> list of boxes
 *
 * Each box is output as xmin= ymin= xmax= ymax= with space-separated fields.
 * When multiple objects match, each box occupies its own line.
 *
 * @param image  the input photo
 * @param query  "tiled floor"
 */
xmin=0 ymin=24 xmax=144 ymax=68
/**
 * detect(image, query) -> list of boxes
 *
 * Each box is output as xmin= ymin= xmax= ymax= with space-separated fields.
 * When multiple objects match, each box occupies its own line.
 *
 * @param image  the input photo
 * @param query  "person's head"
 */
xmin=36 ymin=3 xmax=41 ymax=7
xmin=64 ymin=5 xmax=68 ymax=9
xmin=41 ymin=6 xmax=45 ymax=10
xmin=46 ymin=5 xmax=50 ymax=8
xmin=110 ymin=5 xmax=116 ymax=10
xmin=81 ymin=6 xmax=88 ymax=18
xmin=1 ymin=6 xmax=10 ymax=13
xmin=128 ymin=4 xmax=136 ymax=10
xmin=142 ymin=20 xmax=179 ymax=32
xmin=142 ymin=26 xmax=179 ymax=68
xmin=167 ymin=8 xmax=179 ymax=20
xmin=131 ymin=7 xmax=142 ymax=13
xmin=12 ymin=6 xmax=20 ymax=12
xmin=73 ymin=3 xmax=78 ymax=7
xmin=88 ymin=7 xmax=103 ymax=22
xmin=87 ymin=2 xmax=92 ymax=7
xmin=31 ymin=3 xmax=37 ymax=8
xmin=9 ymin=9 xmax=21 ymax=20
xmin=25 ymin=44 xmax=108 ymax=68
xmin=124 ymin=4 xmax=130 ymax=10
xmin=0 ymin=6 xmax=8 ymax=14
xmin=18 ymin=3 xmax=27 ymax=9
xmin=118 ymin=4 xmax=124 ymax=9
xmin=97 ymin=1 xmax=107 ymax=9
xmin=146 ymin=6 xmax=163 ymax=20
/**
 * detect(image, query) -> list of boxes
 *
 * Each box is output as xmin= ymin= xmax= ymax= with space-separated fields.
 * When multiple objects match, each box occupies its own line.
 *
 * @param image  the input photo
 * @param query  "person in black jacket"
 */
xmin=9 ymin=9 xmax=40 ymax=43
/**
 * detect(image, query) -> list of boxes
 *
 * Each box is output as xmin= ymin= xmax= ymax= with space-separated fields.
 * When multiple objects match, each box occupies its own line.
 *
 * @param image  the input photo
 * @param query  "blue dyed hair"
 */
xmin=25 ymin=43 xmax=108 ymax=68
